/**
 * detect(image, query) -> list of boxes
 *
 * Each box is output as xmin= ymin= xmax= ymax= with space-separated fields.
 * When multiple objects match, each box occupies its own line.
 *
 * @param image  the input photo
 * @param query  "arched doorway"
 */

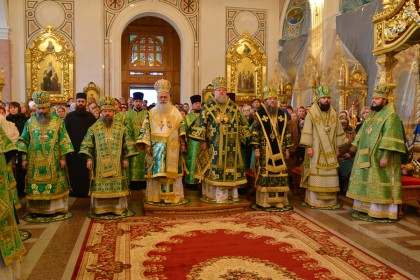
xmin=106 ymin=2 xmax=196 ymax=104
xmin=121 ymin=17 xmax=181 ymax=104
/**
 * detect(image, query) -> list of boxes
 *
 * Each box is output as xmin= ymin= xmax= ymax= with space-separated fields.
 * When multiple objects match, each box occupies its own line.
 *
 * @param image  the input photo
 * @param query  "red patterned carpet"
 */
xmin=73 ymin=211 xmax=409 ymax=279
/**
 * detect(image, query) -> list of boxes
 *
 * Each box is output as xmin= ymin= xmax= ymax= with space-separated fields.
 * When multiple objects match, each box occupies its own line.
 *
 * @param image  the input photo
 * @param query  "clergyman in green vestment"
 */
xmin=299 ymin=85 xmax=347 ymax=208
xmin=0 ymin=114 xmax=21 ymax=211
xmin=189 ymin=77 xmax=251 ymax=203
xmin=136 ymin=79 xmax=187 ymax=204
xmin=347 ymin=83 xmax=406 ymax=219
xmin=17 ymin=91 xmax=74 ymax=215
xmin=79 ymin=97 xmax=138 ymax=215
xmin=0 ymin=126 xmax=26 ymax=279
xmin=184 ymin=94 xmax=202 ymax=188
xmin=124 ymin=91 xmax=148 ymax=188
xmin=250 ymin=85 xmax=292 ymax=209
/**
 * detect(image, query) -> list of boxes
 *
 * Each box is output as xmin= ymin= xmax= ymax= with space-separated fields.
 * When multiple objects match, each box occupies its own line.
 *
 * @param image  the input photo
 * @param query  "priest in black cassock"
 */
xmin=64 ymin=92 xmax=97 ymax=197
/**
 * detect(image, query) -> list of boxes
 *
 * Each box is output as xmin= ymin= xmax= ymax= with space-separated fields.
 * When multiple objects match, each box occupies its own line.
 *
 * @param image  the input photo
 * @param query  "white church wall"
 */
xmin=200 ymin=0 xmax=280 ymax=93
xmin=9 ymin=0 xmax=25 ymax=102
xmin=6 ymin=0 xmax=282 ymax=103
xmin=74 ymin=0 xmax=104 ymax=96
xmin=7 ymin=0 xmax=104 ymax=102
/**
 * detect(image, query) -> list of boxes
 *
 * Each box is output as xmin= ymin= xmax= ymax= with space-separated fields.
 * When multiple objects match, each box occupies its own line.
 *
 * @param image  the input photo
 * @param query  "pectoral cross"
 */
xmin=38 ymin=134 xmax=49 ymax=143
xmin=159 ymin=120 xmax=165 ymax=131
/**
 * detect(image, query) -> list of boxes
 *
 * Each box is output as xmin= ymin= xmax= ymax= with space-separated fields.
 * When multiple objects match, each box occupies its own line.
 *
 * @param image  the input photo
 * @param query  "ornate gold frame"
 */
xmin=25 ymin=26 xmax=74 ymax=103
xmin=373 ymin=0 xmax=420 ymax=56
xmin=83 ymin=81 xmax=101 ymax=103
xmin=279 ymin=82 xmax=293 ymax=105
xmin=0 ymin=67 xmax=4 ymax=101
xmin=337 ymin=62 xmax=368 ymax=114
xmin=372 ymin=0 xmax=420 ymax=123
xmin=226 ymin=32 xmax=266 ymax=103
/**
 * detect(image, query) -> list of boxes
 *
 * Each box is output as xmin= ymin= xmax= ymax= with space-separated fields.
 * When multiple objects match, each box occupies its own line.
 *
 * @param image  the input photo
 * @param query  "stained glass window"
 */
xmin=129 ymin=35 xmax=138 ymax=43
xmin=130 ymin=34 xmax=164 ymax=67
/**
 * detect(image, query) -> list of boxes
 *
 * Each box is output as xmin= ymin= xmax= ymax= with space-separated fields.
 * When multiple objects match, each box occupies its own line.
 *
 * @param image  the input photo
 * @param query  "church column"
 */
xmin=309 ymin=0 xmax=323 ymax=59
xmin=0 ymin=0 xmax=11 ymax=101
xmin=375 ymin=53 xmax=398 ymax=101
xmin=194 ymin=41 xmax=199 ymax=97
xmin=104 ymin=39 xmax=111 ymax=96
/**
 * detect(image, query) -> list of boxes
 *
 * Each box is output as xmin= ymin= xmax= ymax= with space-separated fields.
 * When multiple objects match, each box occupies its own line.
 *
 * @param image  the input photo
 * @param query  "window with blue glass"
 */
xmin=130 ymin=35 xmax=164 ymax=67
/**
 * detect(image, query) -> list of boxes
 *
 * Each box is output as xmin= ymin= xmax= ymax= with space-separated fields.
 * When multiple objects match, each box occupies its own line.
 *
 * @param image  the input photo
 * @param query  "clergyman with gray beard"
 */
xmin=188 ymin=76 xmax=251 ymax=203
xmin=17 ymin=91 xmax=74 ymax=217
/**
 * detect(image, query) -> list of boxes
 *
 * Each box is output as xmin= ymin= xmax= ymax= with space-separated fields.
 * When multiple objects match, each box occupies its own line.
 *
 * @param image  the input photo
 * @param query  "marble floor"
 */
xmin=16 ymin=190 xmax=420 ymax=280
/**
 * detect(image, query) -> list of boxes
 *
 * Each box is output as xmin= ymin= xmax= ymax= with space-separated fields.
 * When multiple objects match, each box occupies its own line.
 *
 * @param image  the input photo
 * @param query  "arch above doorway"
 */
xmin=106 ymin=2 xmax=196 ymax=103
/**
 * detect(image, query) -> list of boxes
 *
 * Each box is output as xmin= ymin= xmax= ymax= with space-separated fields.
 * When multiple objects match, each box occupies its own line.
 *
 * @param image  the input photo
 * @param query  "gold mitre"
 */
xmin=154 ymin=79 xmax=171 ymax=93
xmin=212 ymin=77 xmax=227 ymax=90
xmin=316 ymin=85 xmax=331 ymax=100
xmin=262 ymin=85 xmax=277 ymax=100
xmin=32 ymin=91 xmax=50 ymax=108
xmin=98 ymin=96 xmax=116 ymax=111
xmin=373 ymin=83 xmax=393 ymax=99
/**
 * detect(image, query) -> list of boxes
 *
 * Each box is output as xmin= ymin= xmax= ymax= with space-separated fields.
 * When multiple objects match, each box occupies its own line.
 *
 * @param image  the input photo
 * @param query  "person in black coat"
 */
xmin=64 ymin=92 xmax=97 ymax=197
xmin=7 ymin=101 xmax=28 ymax=197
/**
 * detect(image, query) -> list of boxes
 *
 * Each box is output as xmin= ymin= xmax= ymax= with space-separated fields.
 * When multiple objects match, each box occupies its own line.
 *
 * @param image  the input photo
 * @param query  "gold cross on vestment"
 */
xmin=159 ymin=120 xmax=165 ymax=131
xmin=216 ymin=113 xmax=229 ymax=123
xmin=105 ymin=136 xmax=114 ymax=142
xmin=38 ymin=134 xmax=49 ymax=142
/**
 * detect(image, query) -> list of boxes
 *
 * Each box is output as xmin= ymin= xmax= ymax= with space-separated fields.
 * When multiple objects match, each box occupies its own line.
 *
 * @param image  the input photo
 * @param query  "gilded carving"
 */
xmin=281 ymin=82 xmax=293 ymax=104
xmin=373 ymin=0 xmax=405 ymax=20
xmin=373 ymin=0 xmax=419 ymax=55
xmin=376 ymin=23 xmax=383 ymax=47
xmin=376 ymin=53 xmax=398 ymax=85
xmin=373 ymin=1 xmax=420 ymax=159
xmin=226 ymin=32 xmax=266 ymax=102
xmin=0 ymin=67 xmax=4 ymax=101
xmin=25 ymin=26 xmax=74 ymax=103
xmin=384 ymin=0 xmax=419 ymax=42
xmin=383 ymin=0 xmax=397 ymax=12
xmin=83 ymin=82 xmax=101 ymax=102
xmin=337 ymin=62 xmax=368 ymax=113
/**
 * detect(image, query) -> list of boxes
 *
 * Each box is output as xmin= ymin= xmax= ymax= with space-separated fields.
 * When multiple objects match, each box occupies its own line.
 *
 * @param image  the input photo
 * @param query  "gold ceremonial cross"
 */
xmin=159 ymin=120 xmax=165 ymax=131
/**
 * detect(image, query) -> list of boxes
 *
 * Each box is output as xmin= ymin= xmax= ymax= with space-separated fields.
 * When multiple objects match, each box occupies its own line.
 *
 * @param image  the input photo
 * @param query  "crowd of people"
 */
xmin=0 ymin=77 xmax=408 ymax=278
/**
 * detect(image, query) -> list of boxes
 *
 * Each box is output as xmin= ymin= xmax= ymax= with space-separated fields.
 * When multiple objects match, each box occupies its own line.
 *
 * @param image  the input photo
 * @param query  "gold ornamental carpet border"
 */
xmin=73 ymin=211 xmax=409 ymax=280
